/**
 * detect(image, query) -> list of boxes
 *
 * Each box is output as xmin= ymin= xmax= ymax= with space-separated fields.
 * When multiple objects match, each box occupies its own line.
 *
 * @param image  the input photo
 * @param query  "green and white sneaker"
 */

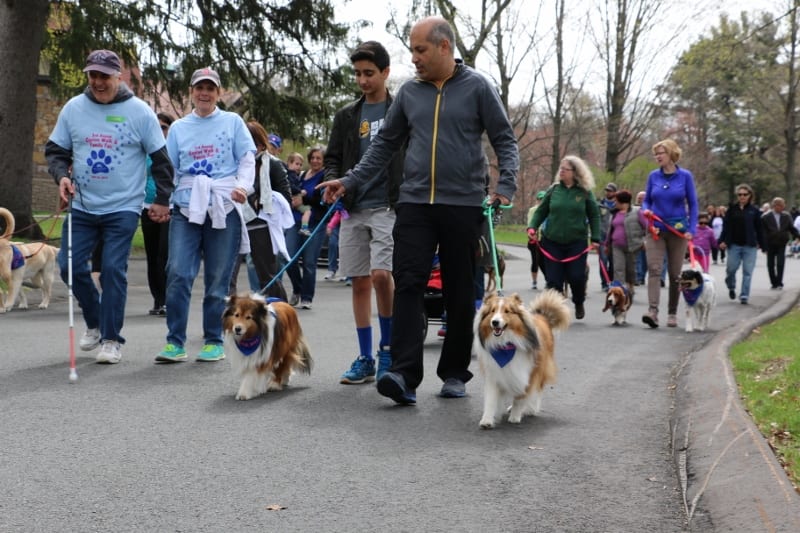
xmin=155 ymin=343 xmax=187 ymax=363
xmin=196 ymin=344 xmax=226 ymax=362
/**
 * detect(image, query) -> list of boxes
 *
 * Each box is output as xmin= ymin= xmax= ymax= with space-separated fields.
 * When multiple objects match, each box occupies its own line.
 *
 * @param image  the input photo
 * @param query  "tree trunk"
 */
xmin=0 ymin=0 xmax=50 ymax=239
xmin=784 ymin=0 xmax=799 ymax=204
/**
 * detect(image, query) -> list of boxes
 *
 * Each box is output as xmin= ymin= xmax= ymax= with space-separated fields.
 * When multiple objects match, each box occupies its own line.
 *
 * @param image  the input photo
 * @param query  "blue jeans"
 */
xmin=635 ymin=249 xmax=647 ymax=283
xmin=165 ymin=210 xmax=241 ymax=347
xmin=58 ymin=209 xmax=139 ymax=344
xmin=725 ymin=244 xmax=757 ymax=301
xmin=284 ymin=218 xmax=325 ymax=301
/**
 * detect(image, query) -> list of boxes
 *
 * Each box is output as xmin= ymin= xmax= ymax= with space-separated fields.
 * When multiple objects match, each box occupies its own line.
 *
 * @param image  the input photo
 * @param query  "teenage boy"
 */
xmin=324 ymin=41 xmax=404 ymax=384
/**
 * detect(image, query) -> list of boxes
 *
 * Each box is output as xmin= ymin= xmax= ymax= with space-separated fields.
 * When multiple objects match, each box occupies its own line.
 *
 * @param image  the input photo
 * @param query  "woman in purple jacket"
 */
xmin=641 ymin=139 xmax=699 ymax=328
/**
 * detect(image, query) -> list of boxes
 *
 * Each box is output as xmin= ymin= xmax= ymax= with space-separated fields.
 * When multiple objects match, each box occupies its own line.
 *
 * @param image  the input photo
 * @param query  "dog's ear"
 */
xmin=603 ymin=294 xmax=612 ymax=312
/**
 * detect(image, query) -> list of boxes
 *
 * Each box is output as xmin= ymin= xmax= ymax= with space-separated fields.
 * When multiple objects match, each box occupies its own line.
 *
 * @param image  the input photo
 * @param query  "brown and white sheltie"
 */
xmin=222 ymin=294 xmax=312 ymax=400
xmin=473 ymin=290 xmax=570 ymax=429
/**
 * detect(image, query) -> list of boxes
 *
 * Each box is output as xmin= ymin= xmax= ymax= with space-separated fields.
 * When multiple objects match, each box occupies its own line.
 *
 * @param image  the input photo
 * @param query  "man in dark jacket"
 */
xmin=719 ymin=183 xmax=766 ymax=304
xmin=322 ymin=17 xmax=518 ymax=404
xmin=761 ymin=197 xmax=799 ymax=289
xmin=324 ymin=41 xmax=403 ymax=386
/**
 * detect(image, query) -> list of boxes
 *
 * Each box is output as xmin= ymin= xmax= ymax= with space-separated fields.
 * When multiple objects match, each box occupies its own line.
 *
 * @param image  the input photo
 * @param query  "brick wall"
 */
xmin=33 ymin=78 xmax=65 ymax=212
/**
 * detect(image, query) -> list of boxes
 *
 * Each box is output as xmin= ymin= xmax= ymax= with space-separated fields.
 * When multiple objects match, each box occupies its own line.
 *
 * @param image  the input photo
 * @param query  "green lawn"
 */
xmin=34 ymin=212 xmax=145 ymax=253
xmin=730 ymin=307 xmax=800 ymax=491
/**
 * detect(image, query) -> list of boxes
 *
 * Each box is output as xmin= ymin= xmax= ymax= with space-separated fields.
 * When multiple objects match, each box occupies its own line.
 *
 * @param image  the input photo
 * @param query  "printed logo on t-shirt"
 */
xmin=359 ymin=118 xmax=384 ymax=141
xmin=187 ymin=144 xmax=221 ymax=177
xmin=78 ymin=133 xmax=120 ymax=185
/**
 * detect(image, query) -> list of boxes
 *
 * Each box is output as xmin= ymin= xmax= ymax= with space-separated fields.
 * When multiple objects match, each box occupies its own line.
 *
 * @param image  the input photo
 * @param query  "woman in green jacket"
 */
xmin=528 ymin=155 xmax=600 ymax=319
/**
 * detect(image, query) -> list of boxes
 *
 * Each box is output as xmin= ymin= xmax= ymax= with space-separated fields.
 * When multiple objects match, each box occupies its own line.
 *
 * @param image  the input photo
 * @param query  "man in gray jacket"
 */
xmin=322 ymin=16 xmax=519 ymax=404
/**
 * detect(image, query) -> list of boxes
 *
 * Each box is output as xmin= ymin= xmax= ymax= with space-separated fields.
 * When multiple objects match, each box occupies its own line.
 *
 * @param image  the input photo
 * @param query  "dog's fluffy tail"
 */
xmin=0 ymin=207 xmax=14 ymax=240
xmin=530 ymin=289 xmax=571 ymax=332
xmin=296 ymin=335 xmax=313 ymax=374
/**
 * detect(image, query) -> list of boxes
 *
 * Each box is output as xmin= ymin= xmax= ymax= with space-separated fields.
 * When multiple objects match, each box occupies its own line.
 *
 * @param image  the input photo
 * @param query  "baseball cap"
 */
xmin=83 ymin=50 xmax=122 ymax=75
xmin=190 ymin=67 xmax=221 ymax=87
xmin=536 ymin=190 xmax=546 ymax=200
xmin=350 ymin=41 xmax=391 ymax=71
xmin=605 ymin=182 xmax=618 ymax=192
xmin=267 ymin=134 xmax=282 ymax=149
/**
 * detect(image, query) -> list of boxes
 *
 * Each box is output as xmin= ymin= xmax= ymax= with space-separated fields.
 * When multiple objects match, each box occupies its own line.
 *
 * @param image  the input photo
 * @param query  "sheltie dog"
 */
xmin=473 ymin=290 xmax=570 ymax=429
xmin=603 ymin=280 xmax=632 ymax=326
xmin=678 ymin=268 xmax=716 ymax=332
xmin=222 ymin=294 xmax=312 ymax=400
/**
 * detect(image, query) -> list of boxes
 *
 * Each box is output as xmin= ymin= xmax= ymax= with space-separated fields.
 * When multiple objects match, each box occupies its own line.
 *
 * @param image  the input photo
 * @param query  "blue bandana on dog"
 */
xmin=490 ymin=343 xmax=516 ymax=367
xmin=235 ymin=335 xmax=261 ymax=356
xmin=11 ymin=245 xmax=24 ymax=270
xmin=681 ymin=283 xmax=703 ymax=307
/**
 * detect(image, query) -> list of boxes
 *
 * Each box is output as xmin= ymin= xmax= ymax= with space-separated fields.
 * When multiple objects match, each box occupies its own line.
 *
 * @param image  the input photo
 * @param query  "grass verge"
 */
xmin=730 ymin=307 xmax=800 ymax=492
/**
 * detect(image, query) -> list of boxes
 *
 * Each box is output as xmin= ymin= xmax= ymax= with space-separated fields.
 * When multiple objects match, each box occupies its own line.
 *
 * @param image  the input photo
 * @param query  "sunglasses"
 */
xmin=160 ymin=124 xmax=169 ymax=131
xmin=737 ymin=192 xmax=750 ymax=197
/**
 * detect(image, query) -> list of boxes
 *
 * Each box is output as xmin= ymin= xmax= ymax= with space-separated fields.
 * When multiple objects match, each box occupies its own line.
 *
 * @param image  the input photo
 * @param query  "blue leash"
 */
xmin=258 ymin=200 xmax=339 ymax=296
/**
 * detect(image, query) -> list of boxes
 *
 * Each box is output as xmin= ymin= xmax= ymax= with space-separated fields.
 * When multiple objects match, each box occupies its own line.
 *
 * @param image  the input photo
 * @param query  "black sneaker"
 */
xmin=377 ymin=372 xmax=416 ymax=405
xmin=575 ymin=303 xmax=585 ymax=319
xmin=440 ymin=378 xmax=466 ymax=398
xmin=728 ymin=289 xmax=736 ymax=300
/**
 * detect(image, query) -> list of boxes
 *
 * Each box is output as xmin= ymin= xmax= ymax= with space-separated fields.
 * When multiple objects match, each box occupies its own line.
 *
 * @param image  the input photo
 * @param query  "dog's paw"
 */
xmin=507 ymin=413 xmax=522 ymax=424
xmin=266 ymin=379 xmax=283 ymax=392
xmin=479 ymin=416 xmax=496 ymax=429
xmin=37 ymin=303 xmax=48 ymax=310
xmin=235 ymin=392 xmax=254 ymax=400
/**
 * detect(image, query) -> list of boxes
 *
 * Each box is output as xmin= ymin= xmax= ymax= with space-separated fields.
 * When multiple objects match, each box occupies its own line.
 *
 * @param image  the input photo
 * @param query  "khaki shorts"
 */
xmin=338 ymin=207 xmax=395 ymax=277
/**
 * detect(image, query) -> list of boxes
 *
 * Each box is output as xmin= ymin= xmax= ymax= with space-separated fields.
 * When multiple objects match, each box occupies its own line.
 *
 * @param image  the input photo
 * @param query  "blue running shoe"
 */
xmin=376 ymin=346 xmax=391 ymax=381
xmin=377 ymin=371 xmax=416 ymax=405
xmin=340 ymin=356 xmax=376 ymax=384
xmin=155 ymin=343 xmax=187 ymax=363
xmin=196 ymin=344 xmax=225 ymax=362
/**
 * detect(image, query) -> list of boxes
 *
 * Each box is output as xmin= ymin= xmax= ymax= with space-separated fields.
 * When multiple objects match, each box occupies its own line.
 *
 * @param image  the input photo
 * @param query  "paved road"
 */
xmin=1 ymin=246 xmax=798 ymax=532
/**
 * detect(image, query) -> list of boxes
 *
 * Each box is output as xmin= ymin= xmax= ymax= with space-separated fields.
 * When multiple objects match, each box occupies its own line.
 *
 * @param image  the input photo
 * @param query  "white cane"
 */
xmin=67 ymin=195 xmax=78 ymax=382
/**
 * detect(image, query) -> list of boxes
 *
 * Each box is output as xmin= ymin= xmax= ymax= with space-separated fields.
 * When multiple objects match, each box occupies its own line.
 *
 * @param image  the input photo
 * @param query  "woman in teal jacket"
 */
xmin=528 ymin=155 xmax=600 ymax=319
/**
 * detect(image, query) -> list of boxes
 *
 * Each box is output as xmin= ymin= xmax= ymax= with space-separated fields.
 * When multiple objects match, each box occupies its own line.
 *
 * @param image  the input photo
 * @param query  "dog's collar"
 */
xmin=235 ymin=335 xmax=261 ymax=356
xmin=681 ymin=282 xmax=703 ymax=306
xmin=490 ymin=343 xmax=516 ymax=368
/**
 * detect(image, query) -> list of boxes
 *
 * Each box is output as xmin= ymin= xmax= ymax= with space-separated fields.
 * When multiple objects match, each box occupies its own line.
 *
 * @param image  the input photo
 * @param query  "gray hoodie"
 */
xmin=340 ymin=61 xmax=518 ymax=206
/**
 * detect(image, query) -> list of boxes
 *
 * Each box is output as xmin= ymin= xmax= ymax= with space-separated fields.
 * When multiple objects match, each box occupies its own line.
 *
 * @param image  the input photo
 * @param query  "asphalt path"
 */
xmin=1 ymin=245 xmax=799 ymax=532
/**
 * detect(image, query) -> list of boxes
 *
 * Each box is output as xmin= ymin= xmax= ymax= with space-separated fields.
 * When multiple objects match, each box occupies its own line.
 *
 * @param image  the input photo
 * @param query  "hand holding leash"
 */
xmin=318 ymin=179 xmax=345 ymax=204
xmin=527 ymin=227 xmax=537 ymax=243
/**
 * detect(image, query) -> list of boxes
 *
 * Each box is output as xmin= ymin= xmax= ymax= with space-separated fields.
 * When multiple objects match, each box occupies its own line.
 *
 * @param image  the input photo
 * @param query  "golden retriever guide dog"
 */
xmin=1 ymin=207 xmax=60 ymax=312
xmin=474 ymin=290 xmax=570 ymax=429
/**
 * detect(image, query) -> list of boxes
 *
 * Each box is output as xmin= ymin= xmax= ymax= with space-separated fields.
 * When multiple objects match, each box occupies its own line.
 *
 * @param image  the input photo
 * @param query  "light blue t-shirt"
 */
xmin=166 ymin=108 xmax=256 ymax=208
xmin=49 ymin=93 xmax=165 ymax=215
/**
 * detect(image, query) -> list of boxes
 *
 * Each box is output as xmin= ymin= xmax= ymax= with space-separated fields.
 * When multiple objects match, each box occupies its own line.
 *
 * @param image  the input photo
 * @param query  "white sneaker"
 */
xmin=96 ymin=340 xmax=122 ymax=364
xmin=324 ymin=271 xmax=337 ymax=281
xmin=79 ymin=328 xmax=101 ymax=351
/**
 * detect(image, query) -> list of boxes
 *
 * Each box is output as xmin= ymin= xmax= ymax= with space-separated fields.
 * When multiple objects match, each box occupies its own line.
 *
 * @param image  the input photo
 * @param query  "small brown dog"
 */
xmin=485 ymin=252 xmax=506 ymax=293
xmin=603 ymin=281 xmax=632 ymax=326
